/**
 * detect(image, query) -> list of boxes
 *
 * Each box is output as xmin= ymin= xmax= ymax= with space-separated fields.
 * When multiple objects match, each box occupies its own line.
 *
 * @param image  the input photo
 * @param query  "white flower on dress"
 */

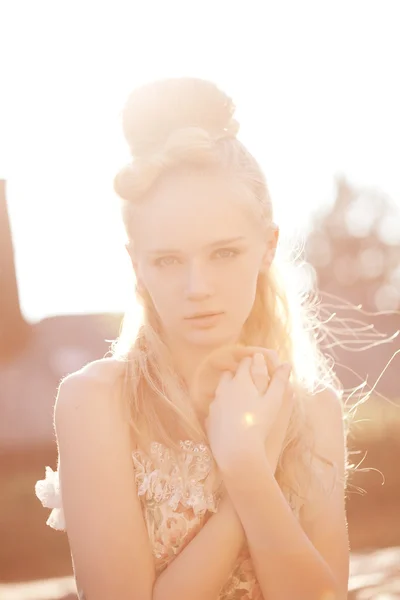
xmin=35 ymin=466 xmax=66 ymax=531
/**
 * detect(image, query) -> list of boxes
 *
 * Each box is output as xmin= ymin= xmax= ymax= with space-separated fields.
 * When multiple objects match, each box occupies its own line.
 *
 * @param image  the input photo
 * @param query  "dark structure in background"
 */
xmin=0 ymin=179 xmax=31 ymax=361
xmin=0 ymin=179 xmax=122 ymax=450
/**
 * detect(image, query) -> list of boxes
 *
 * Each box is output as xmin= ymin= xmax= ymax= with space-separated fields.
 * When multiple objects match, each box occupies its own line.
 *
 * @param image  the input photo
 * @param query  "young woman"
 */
xmin=36 ymin=77 xmax=350 ymax=599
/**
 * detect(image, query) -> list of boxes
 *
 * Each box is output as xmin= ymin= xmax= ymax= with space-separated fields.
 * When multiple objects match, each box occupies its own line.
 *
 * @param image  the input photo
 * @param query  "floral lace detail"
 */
xmin=219 ymin=550 xmax=263 ymax=599
xmin=132 ymin=439 xmax=221 ymax=515
xmin=132 ymin=439 xmax=223 ymax=573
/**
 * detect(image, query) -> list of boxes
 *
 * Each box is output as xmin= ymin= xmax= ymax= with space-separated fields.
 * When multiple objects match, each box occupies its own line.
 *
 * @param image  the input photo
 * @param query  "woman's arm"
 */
xmin=223 ymin=387 xmax=349 ymax=600
xmin=54 ymin=362 xmax=156 ymax=600
xmin=153 ymin=494 xmax=245 ymax=600
xmin=55 ymin=360 xmax=248 ymax=600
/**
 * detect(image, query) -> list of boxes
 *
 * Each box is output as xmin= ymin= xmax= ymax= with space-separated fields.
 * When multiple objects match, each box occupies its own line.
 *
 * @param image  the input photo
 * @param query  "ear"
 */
xmin=261 ymin=223 xmax=279 ymax=272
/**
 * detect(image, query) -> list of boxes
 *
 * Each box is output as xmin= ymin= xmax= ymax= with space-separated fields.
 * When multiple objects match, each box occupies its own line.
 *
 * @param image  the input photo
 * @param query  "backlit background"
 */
xmin=1 ymin=1 xmax=399 ymax=323
xmin=0 ymin=2 xmax=399 ymax=599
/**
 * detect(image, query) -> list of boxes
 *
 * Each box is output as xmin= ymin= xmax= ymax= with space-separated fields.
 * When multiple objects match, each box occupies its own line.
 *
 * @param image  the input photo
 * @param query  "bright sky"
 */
xmin=1 ymin=1 xmax=399 ymax=323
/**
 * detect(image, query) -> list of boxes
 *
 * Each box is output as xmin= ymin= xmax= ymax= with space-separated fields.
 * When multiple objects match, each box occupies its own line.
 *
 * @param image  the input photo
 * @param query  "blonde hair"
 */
xmin=110 ymin=77 xmax=353 ymax=513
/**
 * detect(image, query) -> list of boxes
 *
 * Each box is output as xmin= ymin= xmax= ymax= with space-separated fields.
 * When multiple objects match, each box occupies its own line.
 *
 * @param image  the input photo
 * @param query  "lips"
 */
xmin=185 ymin=312 xmax=223 ymax=319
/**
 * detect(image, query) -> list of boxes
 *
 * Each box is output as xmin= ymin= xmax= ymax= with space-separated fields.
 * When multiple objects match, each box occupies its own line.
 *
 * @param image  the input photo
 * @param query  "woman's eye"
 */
xmin=214 ymin=248 xmax=240 ymax=259
xmin=155 ymin=256 xmax=178 ymax=267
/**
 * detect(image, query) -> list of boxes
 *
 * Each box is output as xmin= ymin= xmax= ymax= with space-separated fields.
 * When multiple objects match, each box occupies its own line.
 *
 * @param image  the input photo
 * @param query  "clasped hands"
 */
xmin=190 ymin=345 xmax=295 ymax=476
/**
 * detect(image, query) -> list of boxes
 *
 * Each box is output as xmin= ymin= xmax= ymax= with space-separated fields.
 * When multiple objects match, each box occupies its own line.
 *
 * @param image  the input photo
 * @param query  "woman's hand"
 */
xmin=250 ymin=350 xmax=296 ymax=474
xmin=191 ymin=344 xmax=279 ymax=422
xmin=204 ymin=354 xmax=292 ymax=476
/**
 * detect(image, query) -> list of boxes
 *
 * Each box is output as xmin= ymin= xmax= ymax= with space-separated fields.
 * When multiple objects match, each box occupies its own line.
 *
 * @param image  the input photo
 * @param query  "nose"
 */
xmin=184 ymin=260 xmax=215 ymax=300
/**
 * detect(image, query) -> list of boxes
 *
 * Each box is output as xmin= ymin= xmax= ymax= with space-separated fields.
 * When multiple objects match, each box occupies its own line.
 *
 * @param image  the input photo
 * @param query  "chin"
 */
xmin=184 ymin=327 xmax=240 ymax=349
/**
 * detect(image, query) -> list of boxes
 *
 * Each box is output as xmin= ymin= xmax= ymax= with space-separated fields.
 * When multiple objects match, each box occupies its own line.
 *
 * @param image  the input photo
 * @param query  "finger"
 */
xmin=200 ymin=344 xmax=279 ymax=378
xmin=244 ymin=347 xmax=280 ymax=376
xmin=252 ymin=352 xmax=268 ymax=371
xmin=261 ymin=349 xmax=280 ymax=375
xmin=234 ymin=356 xmax=253 ymax=380
xmin=231 ymin=347 xmax=277 ymax=380
xmin=283 ymin=381 xmax=295 ymax=408
xmin=263 ymin=362 xmax=292 ymax=401
xmin=250 ymin=353 xmax=270 ymax=394
xmin=264 ymin=349 xmax=280 ymax=372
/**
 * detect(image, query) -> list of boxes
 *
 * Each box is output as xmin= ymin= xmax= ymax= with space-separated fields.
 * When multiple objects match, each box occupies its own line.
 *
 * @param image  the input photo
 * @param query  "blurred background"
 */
xmin=0 ymin=1 xmax=399 ymax=599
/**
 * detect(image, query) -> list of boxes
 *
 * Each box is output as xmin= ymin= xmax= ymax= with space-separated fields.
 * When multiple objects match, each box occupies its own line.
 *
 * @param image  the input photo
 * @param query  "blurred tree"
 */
xmin=306 ymin=175 xmax=400 ymax=312
xmin=0 ymin=179 xmax=31 ymax=362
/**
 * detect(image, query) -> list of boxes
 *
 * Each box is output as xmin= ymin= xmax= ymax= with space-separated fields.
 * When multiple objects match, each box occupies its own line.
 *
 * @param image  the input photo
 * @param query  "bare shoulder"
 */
xmin=54 ymin=357 xmax=128 ymax=431
xmin=62 ymin=356 xmax=126 ymax=386
xmin=305 ymin=385 xmax=344 ymax=434
xmin=301 ymin=385 xmax=347 ymax=496
xmin=303 ymin=385 xmax=347 ymax=479
xmin=56 ymin=356 xmax=126 ymax=402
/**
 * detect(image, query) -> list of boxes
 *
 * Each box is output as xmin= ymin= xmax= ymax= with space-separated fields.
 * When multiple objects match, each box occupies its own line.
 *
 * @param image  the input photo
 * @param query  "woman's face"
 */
xmin=129 ymin=167 xmax=278 ymax=350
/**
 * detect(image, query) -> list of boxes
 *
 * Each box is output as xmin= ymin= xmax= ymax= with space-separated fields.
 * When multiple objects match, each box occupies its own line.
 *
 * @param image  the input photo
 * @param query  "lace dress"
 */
xmin=35 ymin=439 xmax=301 ymax=599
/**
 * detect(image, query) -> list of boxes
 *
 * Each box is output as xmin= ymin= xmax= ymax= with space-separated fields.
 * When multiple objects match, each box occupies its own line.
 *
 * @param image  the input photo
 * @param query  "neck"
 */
xmin=165 ymin=334 xmax=240 ymax=390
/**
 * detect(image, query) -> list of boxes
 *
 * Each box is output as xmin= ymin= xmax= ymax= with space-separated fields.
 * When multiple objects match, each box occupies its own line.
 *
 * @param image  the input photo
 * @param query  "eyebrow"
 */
xmin=147 ymin=236 xmax=246 ymax=255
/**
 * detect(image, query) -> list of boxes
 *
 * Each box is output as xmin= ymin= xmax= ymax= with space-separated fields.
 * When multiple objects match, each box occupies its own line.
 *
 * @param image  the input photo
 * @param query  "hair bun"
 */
xmin=120 ymin=77 xmax=239 ymax=158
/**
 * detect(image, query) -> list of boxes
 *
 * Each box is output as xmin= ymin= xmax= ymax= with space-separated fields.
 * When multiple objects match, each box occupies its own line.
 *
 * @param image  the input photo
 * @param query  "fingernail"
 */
xmin=253 ymin=353 xmax=265 ymax=365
